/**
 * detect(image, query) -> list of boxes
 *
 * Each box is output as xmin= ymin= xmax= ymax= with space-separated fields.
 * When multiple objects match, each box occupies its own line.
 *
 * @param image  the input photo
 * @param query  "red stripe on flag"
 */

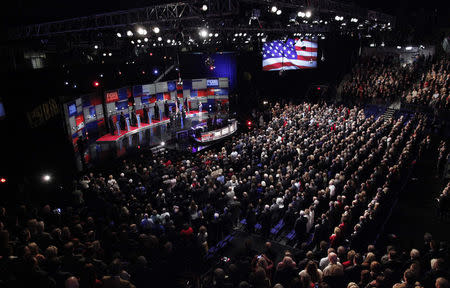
xmin=295 ymin=47 xmax=317 ymax=52
xmin=297 ymin=55 xmax=317 ymax=61
xmin=263 ymin=62 xmax=315 ymax=71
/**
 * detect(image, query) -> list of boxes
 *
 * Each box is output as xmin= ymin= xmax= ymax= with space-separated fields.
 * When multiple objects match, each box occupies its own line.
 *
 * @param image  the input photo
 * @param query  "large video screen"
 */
xmin=262 ymin=38 xmax=318 ymax=71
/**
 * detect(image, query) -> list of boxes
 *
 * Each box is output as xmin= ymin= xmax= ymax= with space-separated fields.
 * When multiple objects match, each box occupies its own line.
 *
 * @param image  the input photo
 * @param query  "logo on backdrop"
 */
xmin=27 ymin=98 xmax=60 ymax=128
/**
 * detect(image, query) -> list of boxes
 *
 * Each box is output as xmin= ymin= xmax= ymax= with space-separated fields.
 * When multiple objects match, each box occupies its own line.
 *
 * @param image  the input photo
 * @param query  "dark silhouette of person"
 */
xmin=119 ymin=112 xmax=126 ymax=130
xmin=131 ymin=109 xmax=137 ymax=126
xmin=164 ymin=100 xmax=169 ymax=118
xmin=108 ymin=115 xmax=115 ymax=135
xmin=143 ymin=106 xmax=149 ymax=123
xmin=154 ymin=104 xmax=160 ymax=120
xmin=207 ymin=115 xmax=213 ymax=130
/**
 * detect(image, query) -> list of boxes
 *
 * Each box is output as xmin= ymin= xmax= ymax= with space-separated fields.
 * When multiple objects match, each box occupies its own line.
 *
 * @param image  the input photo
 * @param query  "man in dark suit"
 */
xmin=142 ymin=106 xmax=149 ymax=123
xmin=164 ymin=100 xmax=169 ymax=118
xmin=154 ymin=103 xmax=160 ymax=120
xmin=119 ymin=112 xmax=126 ymax=130
xmin=294 ymin=211 xmax=308 ymax=244
xmin=108 ymin=115 xmax=115 ymax=135
xmin=344 ymin=253 xmax=363 ymax=283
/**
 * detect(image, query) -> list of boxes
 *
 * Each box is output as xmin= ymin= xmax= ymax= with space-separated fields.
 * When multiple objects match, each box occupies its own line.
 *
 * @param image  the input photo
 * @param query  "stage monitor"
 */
xmin=262 ymin=38 xmax=318 ymax=71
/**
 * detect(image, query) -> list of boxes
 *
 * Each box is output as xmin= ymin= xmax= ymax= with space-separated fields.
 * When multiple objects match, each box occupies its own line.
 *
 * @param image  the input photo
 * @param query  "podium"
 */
xmin=126 ymin=118 xmax=131 ymax=131
xmin=116 ymin=122 xmax=121 ymax=136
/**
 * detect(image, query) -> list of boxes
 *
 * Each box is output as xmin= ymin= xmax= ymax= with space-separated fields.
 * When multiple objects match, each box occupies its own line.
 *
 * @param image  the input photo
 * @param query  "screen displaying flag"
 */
xmin=262 ymin=38 xmax=318 ymax=71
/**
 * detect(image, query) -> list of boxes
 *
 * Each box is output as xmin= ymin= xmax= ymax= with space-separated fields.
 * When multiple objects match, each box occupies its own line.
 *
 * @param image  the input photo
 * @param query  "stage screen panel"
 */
xmin=262 ymin=38 xmax=318 ymax=71
xmin=68 ymin=103 xmax=77 ymax=117
xmin=0 ymin=102 xmax=5 ymax=119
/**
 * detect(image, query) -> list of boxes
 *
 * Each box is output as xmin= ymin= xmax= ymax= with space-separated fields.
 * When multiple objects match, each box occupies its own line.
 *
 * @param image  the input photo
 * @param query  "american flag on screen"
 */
xmin=263 ymin=38 xmax=318 ymax=71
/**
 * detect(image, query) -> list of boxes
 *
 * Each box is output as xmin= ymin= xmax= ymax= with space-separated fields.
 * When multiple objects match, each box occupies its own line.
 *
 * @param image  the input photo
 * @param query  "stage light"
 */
xmin=0 ymin=178 xmax=6 ymax=183
xmin=42 ymin=174 xmax=51 ymax=182
xmin=93 ymin=81 xmax=100 ymax=87
xmin=153 ymin=68 xmax=159 ymax=75
xmin=381 ymin=42 xmax=385 ymax=47
xmin=108 ymin=52 xmax=112 ymax=56
xmin=144 ymin=37 xmax=148 ymax=42
xmin=161 ymin=141 xmax=165 ymax=146
xmin=214 ymin=33 xmax=219 ymax=37
xmin=317 ymin=87 xmax=321 ymax=90
xmin=351 ymin=18 xmax=358 ymax=23
xmin=157 ymin=36 xmax=162 ymax=42
xmin=149 ymin=52 xmax=153 ymax=56
xmin=94 ymin=45 xmax=98 ymax=49
xmin=142 ymin=71 xmax=145 ymax=74
xmin=103 ymin=52 xmax=107 ymax=56
xmin=271 ymin=6 xmax=277 ymax=13
xmin=276 ymin=9 xmax=282 ymax=15
xmin=64 ymin=81 xmax=69 ymax=85
xmin=305 ymin=11 xmax=312 ymax=18
xmin=263 ymin=100 xmax=268 ymax=105
xmin=419 ymin=45 xmax=425 ymax=49
xmin=137 ymin=27 xmax=147 ymax=35
xmin=370 ymin=43 xmax=375 ymax=47
xmin=166 ymin=39 xmax=171 ymax=43
xmin=405 ymin=46 xmax=412 ymax=50
xmin=116 ymin=32 xmax=122 ymax=38
xmin=153 ymin=26 xmax=160 ymax=34
xmin=209 ymin=66 xmax=215 ymax=71
xmin=99 ymin=74 xmax=104 ymax=78
xmin=137 ymin=39 xmax=142 ymax=43
xmin=209 ymin=33 xmax=213 ymax=37
xmin=130 ymin=40 xmax=135 ymax=44
xmin=127 ymin=30 xmax=133 ymax=37
xmin=201 ymin=4 xmax=208 ymax=11
xmin=199 ymin=28 xmax=208 ymax=38
xmin=298 ymin=11 xmax=305 ymax=17
xmin=247 ymin=120 xmax=252 ymax=126
xmin=397 ymin=46 xmax=401 ymax=49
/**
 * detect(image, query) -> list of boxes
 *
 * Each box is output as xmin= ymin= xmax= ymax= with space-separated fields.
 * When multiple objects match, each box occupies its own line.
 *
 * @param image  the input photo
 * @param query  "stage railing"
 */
xmin=196 ymin=119 xmax=237 ymax=142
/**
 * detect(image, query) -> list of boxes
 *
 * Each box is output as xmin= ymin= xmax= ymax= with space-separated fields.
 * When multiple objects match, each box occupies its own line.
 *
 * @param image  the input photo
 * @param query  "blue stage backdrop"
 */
xmin=180 ymin=52 xmax=236 ymax=90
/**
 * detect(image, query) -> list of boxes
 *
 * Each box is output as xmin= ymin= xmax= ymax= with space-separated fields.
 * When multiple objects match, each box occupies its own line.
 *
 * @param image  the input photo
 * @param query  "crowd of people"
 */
xmin=341 ymin=53 xmax=449 ymax=110
xmin=1 ymin=99 xmax=447 ymax=288
xmin=341 ymin=55 xmax=424 ymax=103
xmin=402 ymin=58 xmax=450 ymax=110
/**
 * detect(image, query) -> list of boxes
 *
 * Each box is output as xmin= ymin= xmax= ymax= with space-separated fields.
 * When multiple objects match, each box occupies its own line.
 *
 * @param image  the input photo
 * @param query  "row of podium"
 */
xmin=113 ymin=103 xmax=201 ymax=136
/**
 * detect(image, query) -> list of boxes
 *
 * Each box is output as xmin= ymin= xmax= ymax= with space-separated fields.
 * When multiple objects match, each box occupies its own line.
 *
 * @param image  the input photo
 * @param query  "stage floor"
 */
xmin=96 ymin=111 xmax=205 ymax=143
xmin=75 ymin=111 xmax=209 ymax=171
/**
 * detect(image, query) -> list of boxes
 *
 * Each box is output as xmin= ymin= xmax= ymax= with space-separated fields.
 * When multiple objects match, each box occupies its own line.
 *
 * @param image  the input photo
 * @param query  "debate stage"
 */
xmin=96 ymin=110 xmax=206 ymax=143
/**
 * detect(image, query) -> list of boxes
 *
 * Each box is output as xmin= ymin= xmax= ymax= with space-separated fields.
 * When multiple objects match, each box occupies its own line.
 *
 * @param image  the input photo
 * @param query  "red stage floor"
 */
xmin=96 ymin=118 xmax=169 ymax=143
xmin=96 ymin=111 xmax=205 ymax=143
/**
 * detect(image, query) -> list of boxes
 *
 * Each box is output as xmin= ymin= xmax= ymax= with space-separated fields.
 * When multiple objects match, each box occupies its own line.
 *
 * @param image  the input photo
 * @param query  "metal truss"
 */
xmin=9 ymin=0 xmax=394 ymax=40
xmin=9 ymin=0 xmax=240 ymax=40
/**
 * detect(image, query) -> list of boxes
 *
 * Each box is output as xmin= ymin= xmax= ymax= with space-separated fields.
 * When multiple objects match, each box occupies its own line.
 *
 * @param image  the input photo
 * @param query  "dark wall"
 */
xmin=2 ymin=68 xmax=76 ymax=204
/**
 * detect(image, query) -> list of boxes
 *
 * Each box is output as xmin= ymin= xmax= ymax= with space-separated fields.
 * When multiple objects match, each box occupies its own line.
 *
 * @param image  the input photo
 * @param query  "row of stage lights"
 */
xmin=270 ymin=5 xmax=312 ymax=18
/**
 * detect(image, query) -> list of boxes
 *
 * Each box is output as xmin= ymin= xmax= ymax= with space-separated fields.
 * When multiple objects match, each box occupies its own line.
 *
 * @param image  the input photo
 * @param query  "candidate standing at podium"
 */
xmin=119 ymin=112 xmax=126 ymax=130
xmin=142 ymin=106 xmax=149 ymax=123
xmin=154 ymin=104 xmax=160 ymax=120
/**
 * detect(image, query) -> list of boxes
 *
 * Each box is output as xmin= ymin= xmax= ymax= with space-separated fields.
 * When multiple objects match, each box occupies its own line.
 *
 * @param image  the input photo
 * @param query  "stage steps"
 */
xmin=383 ymin=107 xmax=396 ymax=121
